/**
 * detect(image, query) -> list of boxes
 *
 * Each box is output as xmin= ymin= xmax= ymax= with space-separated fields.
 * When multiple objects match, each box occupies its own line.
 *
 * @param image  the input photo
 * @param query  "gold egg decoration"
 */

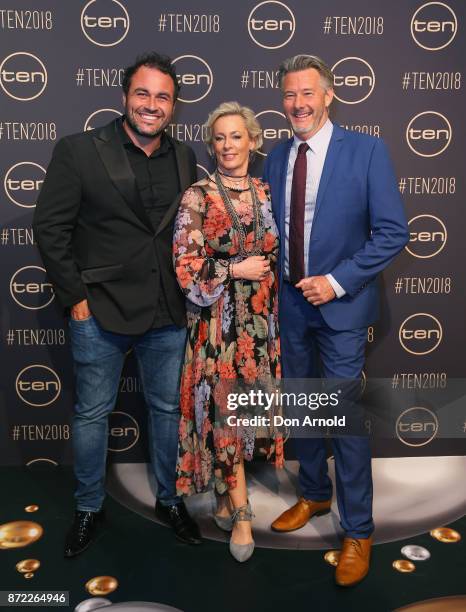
xmin=0 ymin=521 xmax=43 ymax=549
xmin=324 ymin=550 xmax=341 ymax=566
xmin=393 ymin=559 xmax=416 ymax=573
xmin=16 ymin=559 xmax=40 ymax=574
xmin=24 ymin=505 xmax=39 ymax=513
xmin=85 ymin=576 xmax=119 ymax=596
xmin=430 ymin=527 xmax=461 ymax=543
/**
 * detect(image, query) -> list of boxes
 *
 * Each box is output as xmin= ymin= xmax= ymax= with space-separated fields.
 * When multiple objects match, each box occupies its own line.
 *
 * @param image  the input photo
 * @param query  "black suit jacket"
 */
xmin=33 ymin=118 xmax=197 ymax=334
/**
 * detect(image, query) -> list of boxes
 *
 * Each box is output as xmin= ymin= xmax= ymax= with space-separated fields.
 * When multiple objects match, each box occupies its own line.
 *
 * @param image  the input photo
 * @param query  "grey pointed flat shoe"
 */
xmin=229 ymin=502 xmax=255 ymax=563
xmin=229 ymin=539 xmax=255 ymax=562
xmin=213 ymin=514 xmax=233 ymax=532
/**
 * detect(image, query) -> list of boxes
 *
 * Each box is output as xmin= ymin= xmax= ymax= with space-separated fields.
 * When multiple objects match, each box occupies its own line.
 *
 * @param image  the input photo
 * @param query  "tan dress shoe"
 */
xmin=335 ymin=536 xmax=373 ymax=587
xmin=271 ymin=497 xmax=331 ymax=532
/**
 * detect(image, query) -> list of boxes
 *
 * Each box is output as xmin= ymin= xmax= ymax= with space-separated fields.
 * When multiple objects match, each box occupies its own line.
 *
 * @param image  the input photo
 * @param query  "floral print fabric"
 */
xmin=173 ymin=177 xmax=284 ymax=495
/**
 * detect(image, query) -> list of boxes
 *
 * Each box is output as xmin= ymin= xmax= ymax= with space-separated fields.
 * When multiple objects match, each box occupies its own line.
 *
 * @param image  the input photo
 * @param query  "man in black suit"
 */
xmin=33 ymin=52 xmax=201 ymax=556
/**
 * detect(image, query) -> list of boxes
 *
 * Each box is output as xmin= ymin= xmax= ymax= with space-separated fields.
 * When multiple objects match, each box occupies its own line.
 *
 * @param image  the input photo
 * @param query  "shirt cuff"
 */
xmin=325 ymin=274 xmax=346 ymax=298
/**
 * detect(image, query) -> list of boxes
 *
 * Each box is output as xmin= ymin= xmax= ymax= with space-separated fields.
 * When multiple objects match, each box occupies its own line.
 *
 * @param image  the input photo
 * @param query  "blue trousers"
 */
xmin=69 ymin=316 xmax=186 ymax=512
xmin=280 ymin=281 xmax=373 ymax=539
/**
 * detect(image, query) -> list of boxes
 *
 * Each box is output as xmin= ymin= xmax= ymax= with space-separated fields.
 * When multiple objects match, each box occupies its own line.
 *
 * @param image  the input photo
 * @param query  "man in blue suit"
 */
xmin=264 ymin=55 xmax=408 ymax=586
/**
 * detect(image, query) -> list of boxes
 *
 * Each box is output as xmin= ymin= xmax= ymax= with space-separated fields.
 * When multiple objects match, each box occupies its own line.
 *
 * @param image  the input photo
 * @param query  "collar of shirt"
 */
xmin=292 ymin=118 xmax=333 ymax=157
xmin=117 ymin=116 xmax=172 ymax=157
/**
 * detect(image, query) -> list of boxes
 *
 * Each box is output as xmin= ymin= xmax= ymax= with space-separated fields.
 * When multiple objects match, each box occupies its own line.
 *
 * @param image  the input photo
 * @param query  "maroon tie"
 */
xmin=289 ymin=142 xmax=309 ymax=285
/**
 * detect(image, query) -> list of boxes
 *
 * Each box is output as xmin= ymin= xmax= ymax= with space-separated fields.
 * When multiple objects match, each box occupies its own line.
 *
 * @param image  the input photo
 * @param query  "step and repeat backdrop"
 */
xmin=0 ymin=0 xmax=465 ymax=466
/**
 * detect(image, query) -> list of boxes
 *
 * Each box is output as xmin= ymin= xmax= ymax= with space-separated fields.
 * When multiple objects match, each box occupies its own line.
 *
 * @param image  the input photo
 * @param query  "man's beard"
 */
xmin=291 ymin=122 xmax=313 ymax=135
xmin=288 ymin=115 xmax=318 ymax=137
xmin=126 ymin=111 xmax=166 ymax=138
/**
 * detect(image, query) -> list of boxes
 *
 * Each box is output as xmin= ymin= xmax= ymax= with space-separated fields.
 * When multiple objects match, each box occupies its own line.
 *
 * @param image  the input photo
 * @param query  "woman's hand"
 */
xmin=232 ymin=256 xmax=270 ymax=281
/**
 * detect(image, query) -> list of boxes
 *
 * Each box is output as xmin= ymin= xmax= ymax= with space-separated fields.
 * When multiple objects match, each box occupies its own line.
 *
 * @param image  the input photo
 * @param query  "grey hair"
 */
xmin=278 ymin=54 xmax=334 ymax=91
xmin=203 ymin=101 xmax=263 ymax=156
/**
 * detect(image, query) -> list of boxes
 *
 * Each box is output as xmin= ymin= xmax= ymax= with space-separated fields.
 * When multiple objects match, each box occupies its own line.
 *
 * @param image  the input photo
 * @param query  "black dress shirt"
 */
xmin=118 ymin=119 xmax=180 ymax=328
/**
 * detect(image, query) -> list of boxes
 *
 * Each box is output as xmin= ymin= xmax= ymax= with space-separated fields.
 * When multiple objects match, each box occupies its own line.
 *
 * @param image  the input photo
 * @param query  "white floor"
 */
xmin=107 ymin=456 xmax=466 ymax=550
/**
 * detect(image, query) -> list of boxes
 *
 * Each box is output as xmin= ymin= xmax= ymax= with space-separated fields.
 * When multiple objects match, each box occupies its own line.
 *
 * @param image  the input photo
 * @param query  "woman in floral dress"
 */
xmin=173 ymin=102 xmax=283 ymax=561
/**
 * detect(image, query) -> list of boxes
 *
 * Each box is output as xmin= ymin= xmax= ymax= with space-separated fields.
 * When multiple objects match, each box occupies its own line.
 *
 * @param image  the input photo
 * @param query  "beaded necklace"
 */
xmin=214 ymin=170 xmax=265 ymax=257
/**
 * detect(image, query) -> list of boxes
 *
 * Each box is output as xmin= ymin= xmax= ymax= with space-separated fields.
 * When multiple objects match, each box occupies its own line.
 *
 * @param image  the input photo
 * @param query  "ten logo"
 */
xmin=331 ymin=57 xmax=375 ymax=105
xmin=411 ymin=2 xmax=457 ymax=51
xmin=81 ymin=0 xmax=130 ymax=47
xmin=84 ymin=108 xmax=121 ymax=131
xmin=247 ymin=1 xmax=295 ymax=49
xmin=406 ymin=111 xmax=452 ymax=158
xmin=399 ymin=313 xmax=443 ymax=355
xmin=0 ymin=52 xmax=47 ymax=101
xmin=108 ymin=411 xmax=140 ymax=452
xmin=4 ymin=162 xmax=46 ymax=208
xmin=406 ymin=214 xmax=447 ymax=259
xmin=16 ymin=365 xmax=61 ymax=407
xmin=172 ymin=55 xmax=213 ymax=104
xmin=255 ymin=110 xmax=292 ymax=157
xmin=396 ymin=406 xmax=438 ymax=447
xmin=10 ymin=266 xmax=55 ymax=310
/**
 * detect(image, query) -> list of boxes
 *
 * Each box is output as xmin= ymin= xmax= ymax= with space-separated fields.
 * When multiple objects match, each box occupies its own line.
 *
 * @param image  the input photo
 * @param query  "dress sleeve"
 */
xmin=260 ymin=180 xmax=279 ymax=265
xmin=173 ymin=186 xmax=229 ymax=307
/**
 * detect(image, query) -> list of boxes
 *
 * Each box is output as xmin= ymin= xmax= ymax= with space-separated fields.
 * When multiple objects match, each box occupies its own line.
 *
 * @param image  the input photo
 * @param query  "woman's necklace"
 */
xmin=215 ymin=170 xmax=264 ymax=256
xmin=224 ymin=185 xmax=251 ymax=193
xmin=208 ymin=173 xmax=249 ymax=192
xmin=216 ymin=169 xmax=249 ymax=191
xmin=217 ymin=168 xmax=248 ymax=180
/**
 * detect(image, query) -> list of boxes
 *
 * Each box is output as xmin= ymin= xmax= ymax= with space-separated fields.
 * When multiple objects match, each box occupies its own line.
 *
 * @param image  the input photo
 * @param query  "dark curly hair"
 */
xmin=122 ymin=51 xmax=180 ymax=100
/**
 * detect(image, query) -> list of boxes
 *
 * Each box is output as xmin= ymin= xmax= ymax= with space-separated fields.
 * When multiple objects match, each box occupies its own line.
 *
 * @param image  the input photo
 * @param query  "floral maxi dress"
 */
xmin=173 ymin=176 xmax=284 ymax=496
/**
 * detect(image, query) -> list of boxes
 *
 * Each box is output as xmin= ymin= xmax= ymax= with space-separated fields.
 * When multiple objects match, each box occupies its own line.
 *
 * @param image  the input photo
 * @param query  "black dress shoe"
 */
xmin=64 ymin=510 xmax=104 ymax=558
xmin=154 ymin=500 xmax=202 ymax=545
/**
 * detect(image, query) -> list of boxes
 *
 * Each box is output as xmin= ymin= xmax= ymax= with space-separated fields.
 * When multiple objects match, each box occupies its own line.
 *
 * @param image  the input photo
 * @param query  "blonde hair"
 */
xmin=203 ymin=101 xmax=263 ymax=156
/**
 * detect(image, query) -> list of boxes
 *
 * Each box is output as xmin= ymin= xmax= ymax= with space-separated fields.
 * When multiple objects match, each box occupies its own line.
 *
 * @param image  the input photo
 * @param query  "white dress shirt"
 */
xmin=284 ymin=118 xmax=345 ymax=298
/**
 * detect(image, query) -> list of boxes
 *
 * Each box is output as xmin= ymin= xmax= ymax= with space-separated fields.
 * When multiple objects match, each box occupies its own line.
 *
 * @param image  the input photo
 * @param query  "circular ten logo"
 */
xmin=81 ymin=0 xmax=130 ymax=47
xmin=399 ymin=313 xmax=443 ymax=355
xmin=411 ymin=2 xmax=457 ymax=51
xmin=406 ymin=111 xmax=452 ymax=157
xmin=396 ymin=406 xmax=438 ymax=447
xmin=331 ymin=57 xmax=375 ymax=105
xmin=108 ymin=411 xmax=140 ymax=452
xmin=16 ymin=365 xmax=61 ymax=407
xmin=0 ymin=52 xmax=47 ymax=101
xmin=406 ymin=214 xmax=447 ymax=259
xmin=255 ymin=110 xmax=292 ymax=157
xmin=4 ymin=162 xmax=46 ymax=208
xmin=172 ymin=55 xmax=213 ymax=104
xmin=248 ymin=1 xmax=295 ymax=49
xmin=10 ymin=266 xmax=55 ymax=310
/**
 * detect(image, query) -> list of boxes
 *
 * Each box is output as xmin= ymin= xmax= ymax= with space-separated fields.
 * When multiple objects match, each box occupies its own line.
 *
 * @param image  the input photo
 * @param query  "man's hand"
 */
xmin=296 ymin=276 xmax=336 ymax=306
xmin=71 ymin=299 xmax=91 ymax=320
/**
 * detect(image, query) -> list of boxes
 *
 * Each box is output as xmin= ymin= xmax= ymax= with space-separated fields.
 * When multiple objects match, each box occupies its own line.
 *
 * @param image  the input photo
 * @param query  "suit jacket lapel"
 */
xmin=313 ymin=124 xmax=344 ymax=221
xmin=155 ymin=138 xmax=193 ymax=237
xmin=276 ymin=138 xmax=293 ymax=286
xmin=93 ymin=119 xmax=154 ymax=233
xmin=278 ymin=138 xmax=294 ymax=240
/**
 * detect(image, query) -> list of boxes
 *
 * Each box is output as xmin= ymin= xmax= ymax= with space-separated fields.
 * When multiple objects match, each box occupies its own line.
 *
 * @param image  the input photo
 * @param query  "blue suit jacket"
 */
xmin=263 ymin=124 xmax=409 ymax=331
